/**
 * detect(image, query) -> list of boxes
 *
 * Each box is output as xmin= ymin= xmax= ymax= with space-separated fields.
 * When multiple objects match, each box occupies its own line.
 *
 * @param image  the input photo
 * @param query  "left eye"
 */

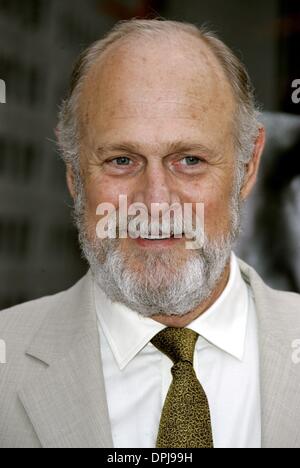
xmin=111 ymin=157 xmax=132 ymax=166
xmin=182 ymin=156 xmax=202 ymax=166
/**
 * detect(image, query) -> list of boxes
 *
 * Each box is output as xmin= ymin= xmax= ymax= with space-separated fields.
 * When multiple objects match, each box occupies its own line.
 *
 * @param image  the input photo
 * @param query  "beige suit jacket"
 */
xmin=0 ymin=259 xmax=300 ymax=448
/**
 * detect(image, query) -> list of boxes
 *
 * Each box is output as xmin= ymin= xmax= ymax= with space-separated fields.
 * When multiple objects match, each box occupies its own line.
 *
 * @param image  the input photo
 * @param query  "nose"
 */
xmin=134 ymin=161 xmax=176 ymax=211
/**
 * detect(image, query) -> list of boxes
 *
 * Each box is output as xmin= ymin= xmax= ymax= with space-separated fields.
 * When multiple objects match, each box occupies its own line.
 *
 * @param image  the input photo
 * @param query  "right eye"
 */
xmin=109 ymin=157 xmax=132 ymax=166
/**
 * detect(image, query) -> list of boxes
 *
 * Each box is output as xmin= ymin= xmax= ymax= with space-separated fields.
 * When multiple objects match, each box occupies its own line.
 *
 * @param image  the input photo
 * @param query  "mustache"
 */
xmin=99 ymin=210 xmax=204 ymax=241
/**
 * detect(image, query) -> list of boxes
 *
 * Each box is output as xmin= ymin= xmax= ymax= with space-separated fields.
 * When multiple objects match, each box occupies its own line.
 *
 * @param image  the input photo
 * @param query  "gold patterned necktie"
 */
xmin=151 ymin=327 xmax=214 ymax=448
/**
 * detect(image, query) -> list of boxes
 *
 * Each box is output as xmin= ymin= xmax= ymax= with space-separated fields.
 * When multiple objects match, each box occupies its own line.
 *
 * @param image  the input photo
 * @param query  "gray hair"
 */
xmin=56 ymin=19 xmax=261 ymax=189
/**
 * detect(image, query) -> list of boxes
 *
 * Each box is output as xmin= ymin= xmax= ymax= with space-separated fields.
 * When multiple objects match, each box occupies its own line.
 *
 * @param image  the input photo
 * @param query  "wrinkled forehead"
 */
xmin=78 ymin=34 xmax=236 ymax=141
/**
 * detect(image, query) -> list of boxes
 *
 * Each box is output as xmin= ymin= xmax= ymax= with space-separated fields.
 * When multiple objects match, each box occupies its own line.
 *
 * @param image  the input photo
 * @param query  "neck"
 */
xmin=151 ymin=259 xmax=231 ymax=328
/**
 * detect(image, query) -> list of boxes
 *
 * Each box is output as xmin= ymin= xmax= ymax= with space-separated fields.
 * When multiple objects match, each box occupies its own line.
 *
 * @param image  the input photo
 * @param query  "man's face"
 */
xmin=69 ymin=34 xmax=245 ymax=317
xmin=78 ymin=35 xmax=236 ymax=250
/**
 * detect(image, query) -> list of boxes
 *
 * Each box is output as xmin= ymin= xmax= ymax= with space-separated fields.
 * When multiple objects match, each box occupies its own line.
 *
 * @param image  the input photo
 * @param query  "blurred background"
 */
xmin=0 ymin=0 xmax=299 ymax=309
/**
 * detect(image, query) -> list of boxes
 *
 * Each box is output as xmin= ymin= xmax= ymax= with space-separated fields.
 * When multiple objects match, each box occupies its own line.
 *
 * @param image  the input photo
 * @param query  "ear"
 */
xmin=55 ymin=126 xmax=77 ymax=200
xmin=66 ymin=165 xmax=76 ymax=200
xmin=240 ymin=126 xmax=266 ymax=200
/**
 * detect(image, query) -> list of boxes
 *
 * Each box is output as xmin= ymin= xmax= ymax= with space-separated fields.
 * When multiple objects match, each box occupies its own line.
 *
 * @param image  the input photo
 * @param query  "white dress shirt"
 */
xmin=94 ymin=252 xmax=262 ymax=448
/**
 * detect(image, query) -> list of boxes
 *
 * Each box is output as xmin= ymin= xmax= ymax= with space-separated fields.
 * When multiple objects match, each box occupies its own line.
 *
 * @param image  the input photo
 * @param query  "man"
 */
xmin=0 ymin=19 xmax=300 ymax=449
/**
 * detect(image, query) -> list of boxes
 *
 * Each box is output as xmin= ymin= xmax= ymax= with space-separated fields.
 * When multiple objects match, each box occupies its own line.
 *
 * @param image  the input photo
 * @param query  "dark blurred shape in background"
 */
xmin=0 ymin=0 xmax=299 ymax=309
xmin=279 ymin=0 xmax=300 ymax=114
xmin=236 ymin=113 xmax=300 ymax=292
xmin=99 ymin=0 xmax=167 ymax=20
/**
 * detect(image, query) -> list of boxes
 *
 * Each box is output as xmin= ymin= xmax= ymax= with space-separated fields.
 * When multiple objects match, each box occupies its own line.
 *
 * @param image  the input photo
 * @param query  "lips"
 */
xmin=132 ymin=234 xmax=184 ymax=249
xmin=140 ymin=234 xmax=175 ymax=240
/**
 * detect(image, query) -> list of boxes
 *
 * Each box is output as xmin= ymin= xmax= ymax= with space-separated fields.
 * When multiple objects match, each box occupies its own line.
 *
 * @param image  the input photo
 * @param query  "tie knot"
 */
xmin=151 ymin=327 xmax=199 ymax=365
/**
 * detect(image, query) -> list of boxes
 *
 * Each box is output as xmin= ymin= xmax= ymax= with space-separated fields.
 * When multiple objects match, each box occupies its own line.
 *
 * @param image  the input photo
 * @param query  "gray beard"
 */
xmin=73 ymin=180 xmax=242 ymax=318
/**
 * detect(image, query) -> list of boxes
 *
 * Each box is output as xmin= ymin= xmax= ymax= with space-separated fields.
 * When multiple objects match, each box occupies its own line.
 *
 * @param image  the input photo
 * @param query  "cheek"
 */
xmin=84 ymin=179 xmax=116 ymax=221
xmin=84 ymin=175 xmax=133 ymax=225
xmin=175 ymin=175 xmax=234 ymax=237
xmin=202 ymin=183 xmax=234 ymax=236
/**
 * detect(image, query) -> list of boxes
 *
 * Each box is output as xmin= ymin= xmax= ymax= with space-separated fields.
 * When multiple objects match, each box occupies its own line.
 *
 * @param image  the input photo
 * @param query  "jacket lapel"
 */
xmin=239 ymin=259 xmax=300 ymax=448
xmin=18 ymin=272 xmax=114 ymax=448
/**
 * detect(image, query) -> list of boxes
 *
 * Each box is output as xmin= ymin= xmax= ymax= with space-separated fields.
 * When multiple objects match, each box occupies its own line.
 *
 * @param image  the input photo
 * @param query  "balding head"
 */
xmin=78 ymin=30 xmax=235 ymax=167
xmin=57 ymin=19 xmax=261 ymax=183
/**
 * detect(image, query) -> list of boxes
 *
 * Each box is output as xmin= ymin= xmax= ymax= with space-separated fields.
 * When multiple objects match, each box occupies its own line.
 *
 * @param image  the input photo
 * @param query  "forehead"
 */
xmin=78 ymin=33 xmax=236 ymax=147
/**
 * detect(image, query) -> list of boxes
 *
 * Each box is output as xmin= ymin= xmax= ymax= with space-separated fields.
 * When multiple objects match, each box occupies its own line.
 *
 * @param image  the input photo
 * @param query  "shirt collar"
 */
xmin=187 ymin=252 xmax=249 ymax=361
xmin=94 ymin=252 xmax=249 ymax=370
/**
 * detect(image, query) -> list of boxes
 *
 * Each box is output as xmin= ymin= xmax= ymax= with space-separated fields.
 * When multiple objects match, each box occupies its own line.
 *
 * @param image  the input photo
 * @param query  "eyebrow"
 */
xmin=96 ymin=140 xmax=217 ymax=159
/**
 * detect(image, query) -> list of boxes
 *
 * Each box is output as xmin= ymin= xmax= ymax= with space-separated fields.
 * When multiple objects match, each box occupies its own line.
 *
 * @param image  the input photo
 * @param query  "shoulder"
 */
xmin=262 ymin=287 xmax=300 ymax=329
xmin=0 ymin=274 xmax=89 ymax=347
xmin=238 ymin=257 xmax=300 ymax=334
